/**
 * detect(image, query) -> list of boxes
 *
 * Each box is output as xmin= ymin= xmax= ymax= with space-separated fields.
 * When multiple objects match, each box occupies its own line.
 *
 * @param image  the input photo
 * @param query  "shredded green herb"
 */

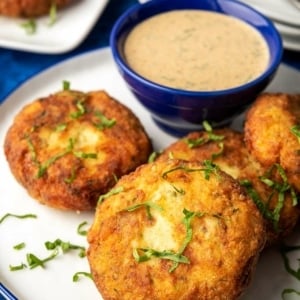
xmin=280 ymin=242 xmax=300 ymax=299
xmin=77 ymin=221 xmax=89 ymax=236
xmin=280 ymin=243 xmax=300 ymax=280
xmin=21 ymin=19 xmax=36 ymax=34
xmin=45 ymin=238 xmax=86 ymax=258
xmin=281 ymin=288 xmax=300 ymax=299
xmin=125 ymin=201 xmax=163 ymax=220
xmin=73 ymin=271 xmax=93 ymax=282
xmin=73 ymin=151 xmax=97 ymax=159
xmin=9 ymin=263 xmax=27 ymax=271
xmin=162 ymin=160 xmax=219 ymax=181
xmin=291 ymin=125 xmax=300 ymax=143
xmin=0 ymin=213 xmax=37 ymax=225
xmin=98 ymin=186 xmax=124 ymax=204
xmin=63 ymin=80 xmax=70 ymax=91
xmin=64 ymin=167 xmax=77 ymax=184
xmin=70 ymin=99 xmax=86 ymax=119
xmin=94 ymin=111 xmax=116 ymax=130
xmin=48 ymin=3 xmax=57 ymax=26
xmin=26 ymin=250 xmax=59 ymax=269
xmin=240 ymin=163 xmax=298 ymax=231
xmin=55 ymin=123 xmax=67 ymax=132
xmin=37 ymin=149 xmax=70 ymax=178
xmin=13 ymin=242 xmax=26 ymax=250
xmin=26 ymin=135 xmax=97 ymax=179
xmin=184 ymin=121 xmax=224 ymax=159
xmin=148 ymin=151 xmax=161 ymax=163
xmin=133 ymin=208 xmax=205 ymax=272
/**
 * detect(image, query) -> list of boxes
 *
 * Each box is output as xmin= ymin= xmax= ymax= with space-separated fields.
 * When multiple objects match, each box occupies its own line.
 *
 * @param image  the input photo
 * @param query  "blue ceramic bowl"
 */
xmin=110 ymin=0 xmax=283 ymax=136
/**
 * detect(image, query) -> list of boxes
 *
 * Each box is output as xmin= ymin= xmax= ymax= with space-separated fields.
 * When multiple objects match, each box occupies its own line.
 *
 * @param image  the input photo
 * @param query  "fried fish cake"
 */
xmin=87 ymin=159 xmax=266 ymax=300
xmin=4 ymin=88 xmax=152 ymax=211
xmin=157 ymin=128 xmax=300 ymax=244
xmin=244 ymin=93 xmax=300 ymax=193
xmin=0 ymin=0 xmax=71 ymax=18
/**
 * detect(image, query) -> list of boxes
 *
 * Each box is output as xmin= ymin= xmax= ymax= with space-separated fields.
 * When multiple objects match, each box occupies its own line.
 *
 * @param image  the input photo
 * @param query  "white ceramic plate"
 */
xmin=0 ymin=0 xmax=109 ymax=54
xmin=0 ymin=48 xmax=300 ymax=300
xmin=271 ymin=21 xmax=300 ymax=51
xmin=239 ymin=0 xmax=300 ymax=27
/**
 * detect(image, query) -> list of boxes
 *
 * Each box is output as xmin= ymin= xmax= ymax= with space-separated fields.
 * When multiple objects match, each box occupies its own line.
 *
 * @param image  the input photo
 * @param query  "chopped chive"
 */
xmin=70 ymin=99 xmax=86 ymax=119
xmin=63 ymin=80 xmax=70 ymax=91
xmin=9 ymin=263 xmax=27 ymax=271
xmin=13 ymin=242 xmax=26 ymax=250
xmin=0 ymin=213 xmax=37 ymax=225
xmin=162 ymin=160 xmax=219 ymax=181
xmin=73 ymin=151 xmax=97 ymax=159
xmin=55 ymin=123 xmax=67 ymax=132
xmin=73 ymin=271 xmax=93 ymax=282
xmin=125 ymin=201 xmax=163 ymax=220
xmin=291 ymin=124 xmax=300 ymax=143
xmin=282 ymin=288 xmax=300 ymax=299
xmin=26 ymin=250 xmax=58 ymax=269
xmin=280 ymin=243 xmax=300 ymax=280
xmin=48 ymin=3 xmax=57 ymax=26
xmin=21 ymin=19 xmax=36 ymax=34
xmin=64 ymin=167 xmax=76 ymax=184
xmin=148 ymin=151 xmax=160 ymax=163
xmin=45 ymin=238 xmax=86 ymax=258
xmin=98 ymin=186 xmax=124 ymax=204
xmin=77 ymin=221 xmax=89 ymax=236
xmin=94 ymin=111 xmax=116 ymax=130
xmin=133 ymin=208 xmax=205 ymax=272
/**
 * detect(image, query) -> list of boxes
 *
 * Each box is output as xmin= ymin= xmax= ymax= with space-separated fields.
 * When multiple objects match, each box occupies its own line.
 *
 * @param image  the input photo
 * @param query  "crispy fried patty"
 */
xmin=87 ymin=159 xmax=265 ymax=300
xmin=157 ymin=128 xmax=300 ymax=244
xmin=244 ymin=93 xmax=300 ymax=194
xmin=0 ymin=0 xmax=71 ymax=17
xmin=4 ymin=89 xmax=152 ymax=211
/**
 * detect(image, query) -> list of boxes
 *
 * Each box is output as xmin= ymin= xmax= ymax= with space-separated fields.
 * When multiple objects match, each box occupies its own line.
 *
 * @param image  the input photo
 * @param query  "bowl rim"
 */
xmin=110 ymin=0 xmax=283 ymax=97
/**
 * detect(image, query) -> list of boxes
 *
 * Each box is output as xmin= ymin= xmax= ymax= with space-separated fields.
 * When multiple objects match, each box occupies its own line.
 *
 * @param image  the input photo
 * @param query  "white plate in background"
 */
xmin=0 ymin=48 xmax=300 ymax=300
xmin=239 ymin=0 xmax=300 ymax=27
xmin=0 ymin=0 xmax=109 ymax=54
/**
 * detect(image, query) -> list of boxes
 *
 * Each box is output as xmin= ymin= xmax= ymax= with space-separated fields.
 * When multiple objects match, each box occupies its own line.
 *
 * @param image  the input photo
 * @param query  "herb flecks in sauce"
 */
xmin=124 ymin=10 xmax=269 ymax=91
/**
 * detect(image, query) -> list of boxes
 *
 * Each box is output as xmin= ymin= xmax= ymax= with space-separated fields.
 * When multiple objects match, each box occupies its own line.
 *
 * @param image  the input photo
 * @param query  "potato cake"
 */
xmin=0 ymin=0 xmax=71 ymax=18
xmin=244 ymin=93 xmax=300 ymax=194
xmin=157 ymin=127 xmax=300 ymax=244
xmin=87 ymin=159 xmax=265 ymax=300
xmin=4 ymin=88 xmax=152 ymax=211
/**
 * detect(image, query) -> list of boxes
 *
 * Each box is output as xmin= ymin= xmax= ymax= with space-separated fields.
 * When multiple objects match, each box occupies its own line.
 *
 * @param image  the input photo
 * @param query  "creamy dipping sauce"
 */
xmin=124 ymin=10 xmax=270 ymax=91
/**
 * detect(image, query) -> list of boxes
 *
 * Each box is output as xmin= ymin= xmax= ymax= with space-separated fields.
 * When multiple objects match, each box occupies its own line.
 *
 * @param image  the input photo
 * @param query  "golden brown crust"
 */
xmin=4 ymin=89 xmax=152 ymax=211
xmin=244 ymin=93 xmax=300 ymax=193
xmin=157 ymin=128 xmax=300 ymax=244
xmin=87 ymin=159 xmax=266 ymax=300
xmin=0 ymin=0 xmax=71 ymax=18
